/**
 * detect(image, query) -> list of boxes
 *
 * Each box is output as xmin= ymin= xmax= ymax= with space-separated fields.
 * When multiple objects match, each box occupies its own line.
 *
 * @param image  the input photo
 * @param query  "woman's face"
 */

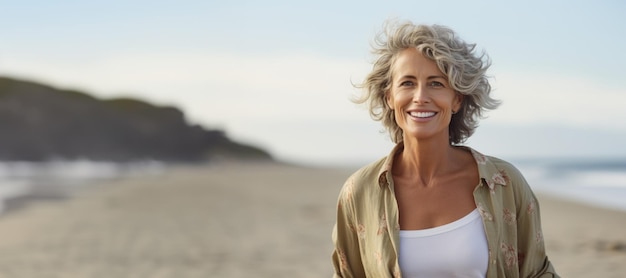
xmin=386 ymin=48 xmax=462 ymax=142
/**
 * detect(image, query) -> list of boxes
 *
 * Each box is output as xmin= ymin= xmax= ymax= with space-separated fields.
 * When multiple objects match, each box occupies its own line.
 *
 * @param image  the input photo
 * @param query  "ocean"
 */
xmin=0 ymin=160 xmax=166 ymax=214
xmin=0 ymin=158 xmax=625 ymax=215
xmin=514 ymin=158 xmax=626 ymax=212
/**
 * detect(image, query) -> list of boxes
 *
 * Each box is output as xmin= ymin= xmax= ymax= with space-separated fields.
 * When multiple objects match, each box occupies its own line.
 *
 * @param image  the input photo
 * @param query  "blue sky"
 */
xmin=1 ymin=1 xmax=625 ymax=165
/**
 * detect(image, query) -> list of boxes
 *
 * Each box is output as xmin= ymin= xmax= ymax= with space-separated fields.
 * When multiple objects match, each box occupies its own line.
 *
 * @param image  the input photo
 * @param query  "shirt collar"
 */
xmin=377 ymin=142 xmax=508 ymax=190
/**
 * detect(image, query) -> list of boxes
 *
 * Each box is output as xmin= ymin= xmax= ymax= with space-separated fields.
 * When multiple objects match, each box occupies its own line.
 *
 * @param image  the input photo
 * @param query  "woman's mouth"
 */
xmin=408 ymin=111 xmax=437 ymax=119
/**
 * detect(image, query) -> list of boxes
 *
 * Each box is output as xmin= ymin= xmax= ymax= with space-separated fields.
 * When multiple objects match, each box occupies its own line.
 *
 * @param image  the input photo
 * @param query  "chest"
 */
xmin=398 ymin=210 xmax=489 ymax=277
xmin=393 ymin=173 xmax=479 ymax=230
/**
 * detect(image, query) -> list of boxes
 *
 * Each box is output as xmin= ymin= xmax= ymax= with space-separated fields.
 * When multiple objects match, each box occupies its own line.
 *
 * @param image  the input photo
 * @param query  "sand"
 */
xmin=0 ymin=162 xmax=624 ymax=277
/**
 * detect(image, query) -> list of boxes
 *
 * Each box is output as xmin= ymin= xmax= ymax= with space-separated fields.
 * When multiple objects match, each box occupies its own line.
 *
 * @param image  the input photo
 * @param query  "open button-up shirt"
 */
xmin=331 ymin=143 xmax=559 ymax=277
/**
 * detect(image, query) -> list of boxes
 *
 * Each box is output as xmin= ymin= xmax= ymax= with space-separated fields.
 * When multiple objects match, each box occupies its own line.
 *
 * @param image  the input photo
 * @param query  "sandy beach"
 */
xmin=0 ymin=162 xmax=624 ymax=277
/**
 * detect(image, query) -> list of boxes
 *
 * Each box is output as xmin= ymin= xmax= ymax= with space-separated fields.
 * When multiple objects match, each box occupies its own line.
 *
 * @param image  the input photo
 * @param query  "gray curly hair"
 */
xmin=353 ymin=20 xmax=500 ymax=144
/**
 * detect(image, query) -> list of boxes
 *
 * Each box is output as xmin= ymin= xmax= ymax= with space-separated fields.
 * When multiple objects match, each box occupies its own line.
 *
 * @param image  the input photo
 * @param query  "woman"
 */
xmin=331 ymin=21 xmax=559 ymax=277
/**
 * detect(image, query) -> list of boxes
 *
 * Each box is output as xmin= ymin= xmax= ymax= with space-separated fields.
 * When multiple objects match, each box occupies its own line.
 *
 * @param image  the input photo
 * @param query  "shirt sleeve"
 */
xmin=331 ymin=178 xmax=366 ymax=278
xmin=513 ymin=172 xmax=560 ymax=278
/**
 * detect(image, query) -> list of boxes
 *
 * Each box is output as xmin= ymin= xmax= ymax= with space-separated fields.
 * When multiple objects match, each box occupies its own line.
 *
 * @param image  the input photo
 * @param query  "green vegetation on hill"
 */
xmin=0 ymin=76 xmax=272 ymax=162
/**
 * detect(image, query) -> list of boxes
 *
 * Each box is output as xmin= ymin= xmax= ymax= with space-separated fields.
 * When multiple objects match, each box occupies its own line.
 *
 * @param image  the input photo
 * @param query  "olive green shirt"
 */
xmin=331 ymin=143 xmax=559 ymax=277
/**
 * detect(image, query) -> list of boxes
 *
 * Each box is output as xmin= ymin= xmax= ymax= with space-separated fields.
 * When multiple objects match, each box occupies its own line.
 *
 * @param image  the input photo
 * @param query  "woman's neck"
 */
xmin=394 ymin=136 xmax=457 ymax=187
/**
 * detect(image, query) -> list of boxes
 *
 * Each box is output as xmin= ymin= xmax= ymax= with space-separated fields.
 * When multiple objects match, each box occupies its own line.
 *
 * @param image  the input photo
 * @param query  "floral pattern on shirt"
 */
xmin=503 ymin=208 xmax=515 ymax=225
xmin=472 ymin=151 xmax=488 ymax=165
xmin=536 ymin=230 xmax=544 ymax=244
xmin=377 ymin=214 xmax=388 ymax=235
xmin=486 ymin=171 xmax=507 ymax=194
xmin=343 ymin=178 xmax=355 ymax=201
xmin=477 ymin=202 xmax=493 ymax=222
xmin=331 ymin=143 xmax=559 ymax=278
xmin=501 ymin=242 xmax=518 ymax=269
xmin=527 ymin=198 xmax=536 ymax=215
xmin=356 ymin=224 xmax=366 ymax=240
xmin=499 ymin=169 xmax=510 ymax=184
xmin=374 ymin=251 xmax=383 ymax=266
xmin=337 ymin=248 xmax=348 ymax=271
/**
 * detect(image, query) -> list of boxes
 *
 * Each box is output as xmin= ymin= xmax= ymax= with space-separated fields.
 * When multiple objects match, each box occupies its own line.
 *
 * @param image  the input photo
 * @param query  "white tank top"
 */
xmin=398 ymin=209 xmax=489 ymax=278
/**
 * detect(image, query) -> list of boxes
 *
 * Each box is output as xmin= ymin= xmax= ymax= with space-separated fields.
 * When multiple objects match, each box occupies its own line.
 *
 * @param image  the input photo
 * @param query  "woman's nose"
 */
xmin=412 ymin=85 xmax=430 ymax=103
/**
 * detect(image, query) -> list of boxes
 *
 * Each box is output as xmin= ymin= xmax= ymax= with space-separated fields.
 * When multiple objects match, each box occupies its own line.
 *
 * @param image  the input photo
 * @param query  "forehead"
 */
xmin=391 ymin=48 xmax=443 ymax=77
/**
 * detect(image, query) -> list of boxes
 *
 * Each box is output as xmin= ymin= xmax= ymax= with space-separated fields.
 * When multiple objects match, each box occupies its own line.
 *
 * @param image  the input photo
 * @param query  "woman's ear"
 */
xmin=453 ymin=92 xmax=463 ymax=112
xmin=386 ymin=90 xmax=393 ymax=110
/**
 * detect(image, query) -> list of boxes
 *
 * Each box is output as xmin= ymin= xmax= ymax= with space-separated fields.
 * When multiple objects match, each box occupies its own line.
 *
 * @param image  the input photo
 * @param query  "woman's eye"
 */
xmin=400 ymin=81 xmax=414 ymax=87
xmin=429 ymin=81 xmax=444 ymax=88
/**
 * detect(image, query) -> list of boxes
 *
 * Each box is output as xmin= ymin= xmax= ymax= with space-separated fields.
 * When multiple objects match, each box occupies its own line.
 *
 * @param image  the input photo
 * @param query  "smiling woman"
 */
xmin=386 ymin=48 xmax=462 ymax=143
xmin=353 ymin=22 xmax=499 ymax=145
xmin=331 ymin=20 xmax=559 ymax=277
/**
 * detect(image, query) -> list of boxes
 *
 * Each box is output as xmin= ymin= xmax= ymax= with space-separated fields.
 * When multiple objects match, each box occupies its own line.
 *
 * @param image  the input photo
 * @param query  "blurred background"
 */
xmin=1 ymin=1 xmax=625 ymax=165
xmin=0 ymin=0 xmax=626 ymax=202
xmin=1 ymin=0 xmax=625 ymax=208
xmin=0 ymin=1 xmax=625 ymax=276
xmin=0 ymin=0 xmax=626 ymax=208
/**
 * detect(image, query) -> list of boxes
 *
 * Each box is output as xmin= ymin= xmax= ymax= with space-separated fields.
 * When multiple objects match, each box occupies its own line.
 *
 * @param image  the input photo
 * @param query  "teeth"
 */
xmin=409 ymin=111 xmax=436 ymax=118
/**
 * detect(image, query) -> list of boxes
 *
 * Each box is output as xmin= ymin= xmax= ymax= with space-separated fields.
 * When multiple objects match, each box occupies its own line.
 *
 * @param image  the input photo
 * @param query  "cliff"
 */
xmin=0 ymin=76 xmax=272 ymax=162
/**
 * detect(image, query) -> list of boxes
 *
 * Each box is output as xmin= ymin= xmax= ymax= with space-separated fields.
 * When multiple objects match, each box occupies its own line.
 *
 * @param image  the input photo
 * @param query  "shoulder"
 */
xmin=480 ymin=153 xmax=537 ymax=208
xmin=350 ymin=156 xmax=387 ymax=185
xmin=484 ymin=155 xmax=527 ymax=183
xmin=338 ymin=156 xmax=387 ymax=202
xmin=467 ymin=146 xmax=527 ymax=185
xmin=469 ymin=146 xmax=535 ymax=194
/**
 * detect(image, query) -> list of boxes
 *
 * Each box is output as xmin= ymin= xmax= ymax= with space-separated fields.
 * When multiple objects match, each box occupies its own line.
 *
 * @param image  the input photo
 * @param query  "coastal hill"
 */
xmin=0 ymin=76 xmax=272 ymax=162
